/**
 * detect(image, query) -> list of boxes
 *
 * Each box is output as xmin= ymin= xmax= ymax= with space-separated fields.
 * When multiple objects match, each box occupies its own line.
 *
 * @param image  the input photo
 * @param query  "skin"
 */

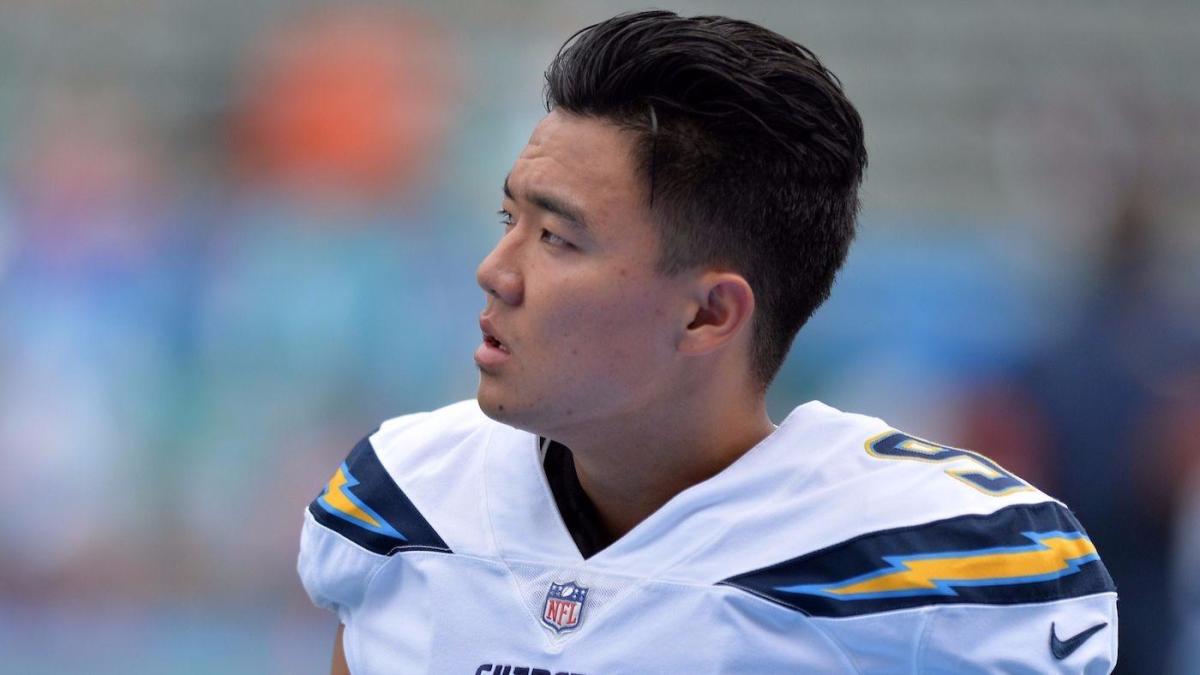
xmin=475 ymin=110 xmax=774 ymax=538
xmin=330 ymin=110 xmax=775 ymax=674
xmin=331 ymin=624 xmax=349 ymax=675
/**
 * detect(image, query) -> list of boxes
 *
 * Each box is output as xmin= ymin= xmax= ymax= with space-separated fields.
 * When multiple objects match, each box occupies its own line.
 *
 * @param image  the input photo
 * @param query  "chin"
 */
xmin=475 ymin=385 xmax=555 ymax=437
xmin=475 ymin=392 xmax=509 ymax=422
xmin=476 ymin=382 xmax=521 ymax=425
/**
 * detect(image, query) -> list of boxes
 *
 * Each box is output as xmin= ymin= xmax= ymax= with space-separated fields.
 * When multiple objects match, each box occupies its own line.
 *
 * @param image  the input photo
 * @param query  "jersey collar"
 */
xmin=482 ymin=403 xmax=827 ymax=577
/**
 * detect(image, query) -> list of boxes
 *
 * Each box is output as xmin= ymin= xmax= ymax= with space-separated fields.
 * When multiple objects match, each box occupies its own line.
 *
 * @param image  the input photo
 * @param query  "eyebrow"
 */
xmin=503 ymin=173 xmax=589 ymax=232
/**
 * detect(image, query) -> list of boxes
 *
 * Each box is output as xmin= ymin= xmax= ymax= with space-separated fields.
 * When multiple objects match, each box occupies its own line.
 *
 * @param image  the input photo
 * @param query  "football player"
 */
xmin=300 ymin=10 xmax=1117 ymax=673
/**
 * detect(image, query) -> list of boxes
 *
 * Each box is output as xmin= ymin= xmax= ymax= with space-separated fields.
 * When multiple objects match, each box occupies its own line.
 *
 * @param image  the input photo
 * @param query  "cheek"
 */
xmin=540 ymin=280 xmax=675 ymax=373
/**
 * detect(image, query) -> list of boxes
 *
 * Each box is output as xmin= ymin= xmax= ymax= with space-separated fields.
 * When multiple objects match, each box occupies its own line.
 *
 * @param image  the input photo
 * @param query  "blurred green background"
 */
xmin=0 ymin=1 xmax=1197 ymax=673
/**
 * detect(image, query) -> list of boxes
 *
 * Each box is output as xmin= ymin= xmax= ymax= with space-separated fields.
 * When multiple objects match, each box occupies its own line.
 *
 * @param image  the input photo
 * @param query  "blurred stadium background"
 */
xmin=0 ymin=1 xmax=1196 ymax=673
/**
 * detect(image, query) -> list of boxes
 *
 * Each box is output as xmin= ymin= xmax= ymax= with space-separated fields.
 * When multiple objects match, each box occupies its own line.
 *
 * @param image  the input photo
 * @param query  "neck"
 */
xmin=553 ymin=391 xmax=775 ymax=542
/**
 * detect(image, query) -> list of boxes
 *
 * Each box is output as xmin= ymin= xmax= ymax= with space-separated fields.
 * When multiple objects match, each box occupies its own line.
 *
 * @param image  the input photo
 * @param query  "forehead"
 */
xmin=509 ymin=111 xmax=650 ymax=236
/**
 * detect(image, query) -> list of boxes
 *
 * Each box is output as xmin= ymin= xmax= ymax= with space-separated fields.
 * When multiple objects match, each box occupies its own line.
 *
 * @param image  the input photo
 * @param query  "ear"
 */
xmin=678 ymin=271 xmax=755 ymax=356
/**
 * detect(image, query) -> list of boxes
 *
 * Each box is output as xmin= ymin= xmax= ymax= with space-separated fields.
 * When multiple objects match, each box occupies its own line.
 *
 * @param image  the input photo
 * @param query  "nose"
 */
xmin=476 ymin=235 xmax=523 ymax=306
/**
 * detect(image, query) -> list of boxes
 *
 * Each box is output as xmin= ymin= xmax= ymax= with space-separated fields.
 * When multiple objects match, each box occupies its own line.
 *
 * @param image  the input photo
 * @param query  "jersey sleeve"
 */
xmin=917 ymin=593 xmax=1117 ymax=674
xmin=721 ymin=500 xmax=1117 ymax=673
xmin=297 ymin=429 xmax=451 ymax=620
xmin=298 ymin=509 xmax=387 ymax=620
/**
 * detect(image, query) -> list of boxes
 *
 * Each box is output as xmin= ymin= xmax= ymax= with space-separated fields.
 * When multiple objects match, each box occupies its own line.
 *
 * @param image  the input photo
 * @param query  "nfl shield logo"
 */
xmin=541 ymin=581 xmax=589 ymax=634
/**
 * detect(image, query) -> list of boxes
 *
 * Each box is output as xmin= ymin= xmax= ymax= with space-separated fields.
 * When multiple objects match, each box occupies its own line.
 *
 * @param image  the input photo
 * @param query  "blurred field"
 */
xmin=0 ymin=1 xmax=1197 ymax=673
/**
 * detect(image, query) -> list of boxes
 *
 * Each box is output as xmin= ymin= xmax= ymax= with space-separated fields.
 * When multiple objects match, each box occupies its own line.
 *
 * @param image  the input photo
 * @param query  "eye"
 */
xmin=497 ymin=209 xmax=515 ymax=229
xmin=540 ymin=229 xmax=573 ymax=248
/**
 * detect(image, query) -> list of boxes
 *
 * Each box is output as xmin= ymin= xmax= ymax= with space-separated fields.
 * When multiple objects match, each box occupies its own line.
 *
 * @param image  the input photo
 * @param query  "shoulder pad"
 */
xmin=308 ymin=435 xmax=451 ymax=555
xmin=720 ymin=501 xmax=1114 ymax=617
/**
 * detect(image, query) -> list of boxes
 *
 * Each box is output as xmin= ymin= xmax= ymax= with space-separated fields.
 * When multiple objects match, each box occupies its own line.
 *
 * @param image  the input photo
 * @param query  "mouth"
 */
xmin=481 ymin=329 xmax=510 ymax=354
xmin=475 ymin=317 xmax=512 ymax=369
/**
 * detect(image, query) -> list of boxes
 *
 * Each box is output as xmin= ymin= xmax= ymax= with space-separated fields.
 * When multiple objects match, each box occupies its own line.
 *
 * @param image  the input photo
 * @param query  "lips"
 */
xmin=475 ymin=316 xmax=512 ymax=369
xmin=478 ymin=317 xmax=510 ymax=354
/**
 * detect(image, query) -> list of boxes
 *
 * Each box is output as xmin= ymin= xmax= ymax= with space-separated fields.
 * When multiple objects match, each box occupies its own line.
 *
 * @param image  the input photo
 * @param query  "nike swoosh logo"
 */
xmin=1050 ymin=621 xmax=1108 ymax=660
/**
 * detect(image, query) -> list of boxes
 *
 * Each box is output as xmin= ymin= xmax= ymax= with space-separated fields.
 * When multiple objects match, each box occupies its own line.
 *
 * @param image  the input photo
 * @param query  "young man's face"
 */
xmin=475 ymin=110 xmax=691 ymax=435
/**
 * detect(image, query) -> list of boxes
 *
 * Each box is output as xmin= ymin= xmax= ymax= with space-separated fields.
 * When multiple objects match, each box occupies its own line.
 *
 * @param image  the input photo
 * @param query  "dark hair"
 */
xmin=545 ymin=10 xmax=866 ymax=388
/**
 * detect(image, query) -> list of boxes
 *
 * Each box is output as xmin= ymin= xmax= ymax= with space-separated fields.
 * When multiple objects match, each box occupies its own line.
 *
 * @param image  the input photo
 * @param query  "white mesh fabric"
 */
xmin=507 ymin=560 xmax=628 ymax=644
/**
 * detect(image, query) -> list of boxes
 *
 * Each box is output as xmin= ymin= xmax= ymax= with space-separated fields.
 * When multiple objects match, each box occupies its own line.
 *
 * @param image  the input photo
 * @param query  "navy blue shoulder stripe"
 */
xmin=308 ymin=435 xmax=451 ymax=556
xmin=719 ymin=501 xmax=1114 ymax=617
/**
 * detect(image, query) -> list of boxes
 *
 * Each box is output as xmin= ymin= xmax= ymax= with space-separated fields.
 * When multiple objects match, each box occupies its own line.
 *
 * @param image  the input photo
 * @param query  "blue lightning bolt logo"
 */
xmin=779 ymin=531 xmax=1099 ymax=600
xmin=316 ymin=463 xmax=405 ymax=540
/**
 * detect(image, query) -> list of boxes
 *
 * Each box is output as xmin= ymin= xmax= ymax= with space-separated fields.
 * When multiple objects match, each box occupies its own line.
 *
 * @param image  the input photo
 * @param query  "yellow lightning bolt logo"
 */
xmin=780 ymin=532 xmax=1099 ymax=600
xmin=315 ymin=463 xmax=405 ymax=539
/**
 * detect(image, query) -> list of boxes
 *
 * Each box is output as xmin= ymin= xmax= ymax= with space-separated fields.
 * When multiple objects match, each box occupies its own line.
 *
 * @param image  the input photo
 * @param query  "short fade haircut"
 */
xmin=545 ymin=10 xmax=866 ymax=388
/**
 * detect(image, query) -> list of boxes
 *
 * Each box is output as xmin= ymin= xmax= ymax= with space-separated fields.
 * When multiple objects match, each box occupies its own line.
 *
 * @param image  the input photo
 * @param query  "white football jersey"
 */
xmin=298 ymin=400 xmax=1117 ymax=674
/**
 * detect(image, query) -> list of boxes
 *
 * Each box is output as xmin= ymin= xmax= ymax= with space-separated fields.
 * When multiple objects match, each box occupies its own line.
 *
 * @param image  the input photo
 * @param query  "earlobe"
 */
xmin=680 ymin=273 xmax=755 ymax=356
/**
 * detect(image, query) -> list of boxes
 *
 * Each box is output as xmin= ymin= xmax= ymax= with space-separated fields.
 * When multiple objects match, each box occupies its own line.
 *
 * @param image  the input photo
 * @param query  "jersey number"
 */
xmin=866 ymin=431 xmax=1030 ymax=496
